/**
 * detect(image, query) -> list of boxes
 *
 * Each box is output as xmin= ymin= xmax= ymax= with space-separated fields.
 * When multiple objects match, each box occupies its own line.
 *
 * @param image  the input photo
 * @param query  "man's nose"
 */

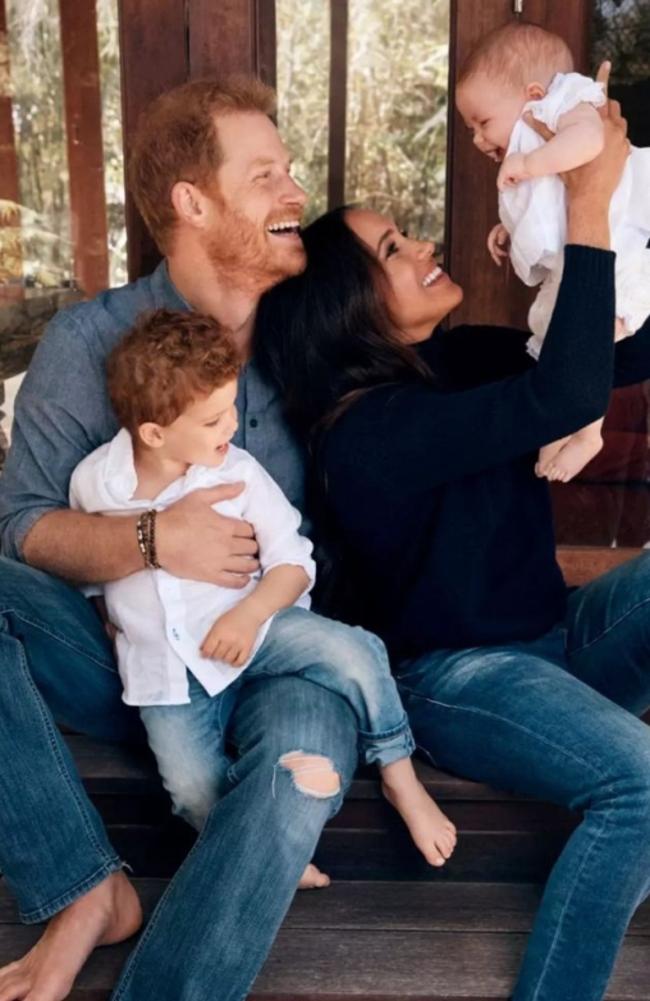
xmin=280 ymin=174 xmax=308 ymax=208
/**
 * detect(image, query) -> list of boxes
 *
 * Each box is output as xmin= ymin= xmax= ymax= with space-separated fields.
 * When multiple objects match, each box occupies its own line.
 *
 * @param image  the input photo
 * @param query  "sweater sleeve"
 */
xmin=423 ymin=323 xmax=534 ymax=389
xmin=324 ymin=245 xmax=615 ymax=492
xmin=612 ymin=314 xmax=650 ymax=387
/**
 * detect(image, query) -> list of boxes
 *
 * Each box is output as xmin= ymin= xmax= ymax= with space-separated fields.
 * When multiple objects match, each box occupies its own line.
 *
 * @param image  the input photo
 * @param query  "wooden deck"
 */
xmin=2 ymin=734 xmax=650 ymax=998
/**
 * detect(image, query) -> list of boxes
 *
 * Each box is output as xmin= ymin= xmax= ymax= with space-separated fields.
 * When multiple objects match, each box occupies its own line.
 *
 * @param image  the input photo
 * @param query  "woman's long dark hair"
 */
xmin=255 ymin=206 xmax=433 ymax=441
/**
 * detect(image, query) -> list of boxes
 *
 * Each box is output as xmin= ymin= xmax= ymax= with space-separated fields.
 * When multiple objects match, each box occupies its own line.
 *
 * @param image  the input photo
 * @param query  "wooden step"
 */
xmin=2 ymin=880 xmax=649 ymax=999
xmin=68 ymin=736 xmax=578 ymax=882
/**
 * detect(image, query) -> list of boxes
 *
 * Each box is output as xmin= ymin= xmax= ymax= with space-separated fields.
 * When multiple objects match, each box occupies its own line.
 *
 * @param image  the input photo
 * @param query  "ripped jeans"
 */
xmin=140 ymin=606 xmax=414 ymax=829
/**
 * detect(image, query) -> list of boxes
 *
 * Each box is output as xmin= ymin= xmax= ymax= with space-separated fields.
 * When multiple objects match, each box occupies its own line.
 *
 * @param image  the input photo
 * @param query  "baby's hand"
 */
xmin=487 ymin=223 xmax=510 ymax=266
xmin=497 ymin=152 xmax=531 ymax=191
xmin=200 ymin=605 xmax=261 ymax=667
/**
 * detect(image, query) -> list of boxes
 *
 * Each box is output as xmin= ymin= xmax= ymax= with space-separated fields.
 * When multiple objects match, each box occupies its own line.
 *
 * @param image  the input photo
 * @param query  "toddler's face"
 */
xmin=456 ymin=74 xmax=527 ymax=162
xmin=161 ymin=378 xmax=239 ymax=469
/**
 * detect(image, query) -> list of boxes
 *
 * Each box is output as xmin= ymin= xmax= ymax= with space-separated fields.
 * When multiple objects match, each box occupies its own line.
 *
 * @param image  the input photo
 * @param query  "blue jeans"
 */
xmin=396 ymin=551 xmax=650 ymax=1001
xmin=140 ymin=606 xmax=413 ymax=829
xmin=0 ymin=556 xmax=359 ymax=1001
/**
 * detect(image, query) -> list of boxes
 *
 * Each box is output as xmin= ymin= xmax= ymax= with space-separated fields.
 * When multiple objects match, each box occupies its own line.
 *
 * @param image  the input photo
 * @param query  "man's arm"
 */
xmin=1 ymin=311 xmax=259 ymax=585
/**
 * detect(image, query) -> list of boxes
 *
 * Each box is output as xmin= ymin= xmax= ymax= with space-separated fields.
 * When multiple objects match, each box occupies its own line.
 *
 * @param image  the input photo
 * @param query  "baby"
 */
xmin=69 ymin=308 xmax=457 ymax=880
xmin=456 ymin=22 xmax=650 ymax=482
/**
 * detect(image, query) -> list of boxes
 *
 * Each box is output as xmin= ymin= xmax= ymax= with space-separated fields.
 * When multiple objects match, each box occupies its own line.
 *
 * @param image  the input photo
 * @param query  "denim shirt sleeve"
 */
xmin=0 ymin=310 xmax=109 ymax=561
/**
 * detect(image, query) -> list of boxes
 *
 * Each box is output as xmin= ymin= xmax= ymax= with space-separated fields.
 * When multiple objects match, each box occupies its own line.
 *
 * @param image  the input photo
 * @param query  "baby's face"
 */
xmin=456 ymin=74 xmax=527 ymax=162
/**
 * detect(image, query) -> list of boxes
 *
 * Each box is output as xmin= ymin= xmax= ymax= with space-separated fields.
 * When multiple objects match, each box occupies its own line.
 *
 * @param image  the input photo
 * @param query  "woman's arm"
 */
xmin=325 ymin=246 xmax=615 ymax=491
xmin=325 ymin=98 xmax=629 ymax=492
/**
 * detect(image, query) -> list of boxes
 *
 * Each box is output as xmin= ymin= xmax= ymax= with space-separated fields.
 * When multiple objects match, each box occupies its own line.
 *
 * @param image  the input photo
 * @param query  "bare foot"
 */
xmin=537 ymin=432 xmax=603 ymax=483
xmin=381 ymin=761 xmax=457 ymax=867
xmin=535 ymin=436 xmax=571 ymax=480
xmin=0 ymin=871 xmax=142 ymax=1001
xmin=298 ymin=862 xmax=330 ymax=890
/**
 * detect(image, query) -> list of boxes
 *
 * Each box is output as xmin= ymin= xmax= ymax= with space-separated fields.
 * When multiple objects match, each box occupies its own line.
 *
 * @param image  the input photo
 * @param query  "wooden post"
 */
xmin=327 ymin=0 xmax=348 ymax=209
xmin=58 ymin=0 xmax=110 ymax=297
xmin=117 ymin=0 xmax=187 ymax=281
xmin=0 ymin=0 xmax=22 ymax=300
xmin=188 ymin=0 xmax=276 ymax=83
xmin=446 ymin=0 xmax=591 ymax=328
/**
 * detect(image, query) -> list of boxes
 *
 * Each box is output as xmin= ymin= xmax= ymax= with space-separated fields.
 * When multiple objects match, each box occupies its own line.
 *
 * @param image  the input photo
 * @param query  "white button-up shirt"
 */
xmin=69 ymin=429 xmax=315 ymax=706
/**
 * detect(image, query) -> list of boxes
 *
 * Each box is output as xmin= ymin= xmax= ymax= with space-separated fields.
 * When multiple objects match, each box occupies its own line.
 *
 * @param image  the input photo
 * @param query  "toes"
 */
xmin=298 ymin=863 xmax=331 ymax=890
xmin=0 ymin=977 xmax=27 ymax=1001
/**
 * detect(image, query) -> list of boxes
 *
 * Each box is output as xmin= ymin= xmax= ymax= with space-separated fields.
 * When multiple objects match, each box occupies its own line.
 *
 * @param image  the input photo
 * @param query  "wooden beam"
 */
xmin=0 ymin=0 xmax=22 ymax=298
xmin=188 ymin=0 xmax=276 ymax=83
xmin=327 ymin=0 xmax=348 ymax=209
xmin=117 ymin=0 xmax=187 ymax=281
xmin=446 ymin=0 xmax=590 ymax=329
xmin=557 ymin=546 xmax=640 ymax=588
xmin=58 ymin=0 xmax=109 ymax=297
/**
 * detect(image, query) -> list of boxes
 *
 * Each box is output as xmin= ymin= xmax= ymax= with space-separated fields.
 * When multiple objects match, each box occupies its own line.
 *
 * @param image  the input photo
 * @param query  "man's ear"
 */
xmin=525 ymin=81 xmax=546 ymax=102
xmin=138 ymin=422 xmax=165 ymax=449
xmin=170 ymin=180 xmax=208 ymax=230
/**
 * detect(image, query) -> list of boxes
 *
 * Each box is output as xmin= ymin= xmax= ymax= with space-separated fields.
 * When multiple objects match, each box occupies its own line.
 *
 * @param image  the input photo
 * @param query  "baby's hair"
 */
xmin=458 ymin=22 xmax=573 ymax=91
xmin=107 ymin=308 xmax=240 ymax=436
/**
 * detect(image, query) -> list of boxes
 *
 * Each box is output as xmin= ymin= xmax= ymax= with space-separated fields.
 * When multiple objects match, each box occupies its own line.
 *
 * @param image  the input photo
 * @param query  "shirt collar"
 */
xmin=149 ymin=259 xmax=193 ymax=313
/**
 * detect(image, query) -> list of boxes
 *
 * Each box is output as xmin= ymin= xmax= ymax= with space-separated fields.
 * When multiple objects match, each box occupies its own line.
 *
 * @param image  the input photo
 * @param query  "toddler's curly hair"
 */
xmin=107 ymin=309 xmax=240 ymax=435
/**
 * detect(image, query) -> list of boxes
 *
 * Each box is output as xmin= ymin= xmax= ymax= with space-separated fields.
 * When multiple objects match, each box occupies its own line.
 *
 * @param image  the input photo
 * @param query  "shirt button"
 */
xmin=249 ymin=418 xmax=259 ymax=428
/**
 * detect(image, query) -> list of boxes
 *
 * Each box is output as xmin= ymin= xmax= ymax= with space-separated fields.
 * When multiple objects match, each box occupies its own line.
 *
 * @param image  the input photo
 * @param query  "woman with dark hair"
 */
xmin=256 ymin=102 xmax=650 ymax=1001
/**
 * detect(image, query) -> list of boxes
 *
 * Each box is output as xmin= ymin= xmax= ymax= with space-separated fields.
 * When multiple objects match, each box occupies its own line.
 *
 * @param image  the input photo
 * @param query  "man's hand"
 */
xmin=156 ymin=482 xmax=260 ymax=587
xmin=497 ymin=152 xmax=532 ymax=191
xmin=200 ymin=604 xmax=261 ymax=667
xmin=487 ymin=223 xmax=510 ymax=266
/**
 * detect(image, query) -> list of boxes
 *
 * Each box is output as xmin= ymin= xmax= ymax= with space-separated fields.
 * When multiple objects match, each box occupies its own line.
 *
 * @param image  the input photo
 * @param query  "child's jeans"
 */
xmin=139 ymin=606 xmax=414 ymax=829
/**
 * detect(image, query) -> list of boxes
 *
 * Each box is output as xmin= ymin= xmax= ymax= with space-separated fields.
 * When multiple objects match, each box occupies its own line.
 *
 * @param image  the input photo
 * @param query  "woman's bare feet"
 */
xmin=298 ymin=862 xmax=330 ymax=889
xmin=0 ymin=871 xmax=142 ymax=1001
xmin=381 ymin=759 xmax=457 ymax=867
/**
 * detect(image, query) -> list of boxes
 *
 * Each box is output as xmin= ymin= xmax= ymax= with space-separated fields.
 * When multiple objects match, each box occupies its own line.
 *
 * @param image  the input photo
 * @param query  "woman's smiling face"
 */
xmin=344 ymin=208 xmax=464 ymax=343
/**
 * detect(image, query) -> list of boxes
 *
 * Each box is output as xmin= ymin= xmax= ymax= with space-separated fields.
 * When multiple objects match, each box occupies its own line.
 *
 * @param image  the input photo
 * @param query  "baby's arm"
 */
xmin=200 ymin=564 xmax=309 ymax=666
xmin=498 ymin=104 xmax=604 ymax=190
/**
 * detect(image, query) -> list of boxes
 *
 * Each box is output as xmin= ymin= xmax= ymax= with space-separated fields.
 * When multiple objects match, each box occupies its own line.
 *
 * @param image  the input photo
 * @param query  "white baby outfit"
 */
xmin=69 ymin=430 xmax=315 ymax=706
xmin=498 ymin=71 xmax=650 ymax=359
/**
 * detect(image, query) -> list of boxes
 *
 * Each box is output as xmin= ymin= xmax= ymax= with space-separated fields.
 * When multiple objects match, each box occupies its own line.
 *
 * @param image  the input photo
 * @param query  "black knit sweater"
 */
xmin=320 ymin=246 xmax=650 ymax=660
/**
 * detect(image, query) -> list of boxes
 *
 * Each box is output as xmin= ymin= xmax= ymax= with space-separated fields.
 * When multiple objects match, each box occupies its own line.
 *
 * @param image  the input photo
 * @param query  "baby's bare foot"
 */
xmin=298 ymin=862 xmax=330 ymax=890
xmin=0 ymin=871 xmax=142 ymax=1001
xmin=539 ymin=434 xmax=603 ymax=483
xmin=382 ymin=764 xmax=457 ymax=867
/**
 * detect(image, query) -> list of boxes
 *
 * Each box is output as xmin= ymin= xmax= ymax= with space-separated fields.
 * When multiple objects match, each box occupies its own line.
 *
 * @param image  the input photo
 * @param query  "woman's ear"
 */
xmin=525 ymin=81 xmax=546 ymax=102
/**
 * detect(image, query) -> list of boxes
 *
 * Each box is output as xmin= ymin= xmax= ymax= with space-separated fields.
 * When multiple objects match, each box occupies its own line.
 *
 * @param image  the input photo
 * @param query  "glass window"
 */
xmin=275 ymin=0 xmax=450 ymax=243
xmin=0 ymin=0 xmax=125 ymax=468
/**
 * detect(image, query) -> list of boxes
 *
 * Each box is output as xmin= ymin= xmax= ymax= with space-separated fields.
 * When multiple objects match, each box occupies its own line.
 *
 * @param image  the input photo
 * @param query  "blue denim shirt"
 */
xmin=0 ymin=261 xmax=308 ymax=561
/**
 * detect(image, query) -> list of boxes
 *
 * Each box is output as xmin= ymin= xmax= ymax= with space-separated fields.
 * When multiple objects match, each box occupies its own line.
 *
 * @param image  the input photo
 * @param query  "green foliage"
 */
xmin=4 ymin=0 xmax=126 ymax=288
xmin=277 ymin=0 xmax=449 ymax=239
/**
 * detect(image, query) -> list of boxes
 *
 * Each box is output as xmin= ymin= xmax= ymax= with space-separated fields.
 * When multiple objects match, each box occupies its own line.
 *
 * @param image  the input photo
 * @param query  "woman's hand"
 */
xmin=524 ymin=61 xmax=629 ymax=249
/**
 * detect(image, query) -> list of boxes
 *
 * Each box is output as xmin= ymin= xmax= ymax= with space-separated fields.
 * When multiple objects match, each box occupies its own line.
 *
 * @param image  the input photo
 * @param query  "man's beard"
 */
xmin=204 ymin=205 xmax=305 ymax=295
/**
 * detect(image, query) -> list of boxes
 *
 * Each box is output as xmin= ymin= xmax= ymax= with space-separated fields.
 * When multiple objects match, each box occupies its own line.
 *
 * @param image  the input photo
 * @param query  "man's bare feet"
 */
xmin=536 ymin=430 xmax=603 ymax=483
xmin=0 ymin=871 xmax=142 ymax=1001
xmin=298 ymin=862 xmax=330 ymax=890
xmin=381 ymin=759 xmax=457 ymax=867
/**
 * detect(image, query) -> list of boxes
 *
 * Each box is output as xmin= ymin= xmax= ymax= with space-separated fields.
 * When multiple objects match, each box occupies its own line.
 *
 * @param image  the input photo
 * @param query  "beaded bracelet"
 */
xmin=136 ymin=509 xmax=161 ymax=569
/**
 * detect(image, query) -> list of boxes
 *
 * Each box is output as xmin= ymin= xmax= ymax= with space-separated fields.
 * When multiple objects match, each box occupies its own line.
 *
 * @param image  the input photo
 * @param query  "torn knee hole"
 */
xmin=278 ymin=751 xmax=341 ymax=798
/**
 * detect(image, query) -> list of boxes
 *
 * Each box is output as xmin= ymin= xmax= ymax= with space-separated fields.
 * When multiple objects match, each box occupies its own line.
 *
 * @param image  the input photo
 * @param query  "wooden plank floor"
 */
xmin=2 ymin=881 xmax=649 ymax=999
